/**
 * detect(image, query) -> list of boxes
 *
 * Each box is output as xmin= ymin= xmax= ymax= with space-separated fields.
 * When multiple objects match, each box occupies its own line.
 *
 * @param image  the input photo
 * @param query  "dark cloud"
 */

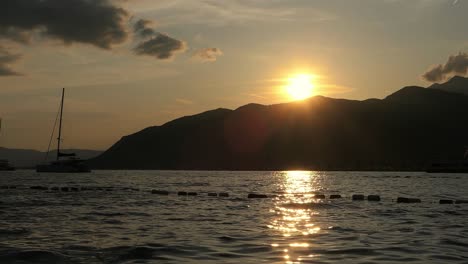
xmin=0 ymin=47 xmax=22 ymax=76
xmin=0 ymin=0 xmax=129 ymax=49
xmin=0 ymin=1 xmax=198 ymax=76
xmin=422 ymin=52 xmax=468 ymax=83
xmin=134 ymin=33 xmax=187 ymax=60
xmin=192 ymin=48 xmax=223 ymax=62
xmin=133 ymin=19 xmax=156 ymax=38
xmin=132 ymin=19 xmax=187 ymax=60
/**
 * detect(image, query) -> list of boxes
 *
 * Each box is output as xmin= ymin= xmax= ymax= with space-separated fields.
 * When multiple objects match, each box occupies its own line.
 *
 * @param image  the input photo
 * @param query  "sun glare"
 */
xmin=285 ymin=74 xmax=315 ymax=101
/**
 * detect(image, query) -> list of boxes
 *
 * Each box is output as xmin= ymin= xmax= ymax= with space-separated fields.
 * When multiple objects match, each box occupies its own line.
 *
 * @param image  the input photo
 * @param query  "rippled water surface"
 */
xmin=1 ymin=170 xmax=468 ymax=263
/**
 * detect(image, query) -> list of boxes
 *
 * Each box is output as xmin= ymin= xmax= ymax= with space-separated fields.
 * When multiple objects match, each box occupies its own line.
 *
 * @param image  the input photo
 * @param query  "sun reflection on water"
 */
xmin=269 ymin=171 xmax=324 ymax=263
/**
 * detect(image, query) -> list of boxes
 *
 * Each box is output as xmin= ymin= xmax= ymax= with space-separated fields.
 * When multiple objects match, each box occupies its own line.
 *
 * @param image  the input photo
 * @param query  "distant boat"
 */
xmin=36 ymin=88 xmax=91 ymax=173
xmin=0 ymin=118 xmax=15 ymax=171
xmin=426 ymin=148 xmax=468 ymax=173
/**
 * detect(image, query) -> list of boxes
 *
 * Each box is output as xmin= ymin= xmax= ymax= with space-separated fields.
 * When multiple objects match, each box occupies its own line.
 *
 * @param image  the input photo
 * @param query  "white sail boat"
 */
xmin=36 ymin=88 xmax=91 ymax=173
xmin=0 ymin=118 xmax=15 ymax=171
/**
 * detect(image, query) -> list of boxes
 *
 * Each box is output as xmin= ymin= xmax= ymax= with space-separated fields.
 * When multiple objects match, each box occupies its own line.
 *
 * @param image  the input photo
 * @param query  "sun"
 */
xmin=285 ymin=74 xmax=315 ymax=101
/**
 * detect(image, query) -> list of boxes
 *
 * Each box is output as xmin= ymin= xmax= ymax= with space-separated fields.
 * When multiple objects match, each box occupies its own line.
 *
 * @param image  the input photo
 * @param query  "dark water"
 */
xmin=1 ymin=170 xmax=468 ymax=263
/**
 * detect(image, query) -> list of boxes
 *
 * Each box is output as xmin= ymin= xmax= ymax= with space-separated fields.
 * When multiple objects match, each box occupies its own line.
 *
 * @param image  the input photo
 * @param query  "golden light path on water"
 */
xmin=269 ymin=171 xmax=324 ymax=263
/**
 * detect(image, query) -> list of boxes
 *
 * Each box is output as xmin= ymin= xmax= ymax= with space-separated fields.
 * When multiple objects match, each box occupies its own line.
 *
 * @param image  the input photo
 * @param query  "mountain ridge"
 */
xmin=429 ymin=75 xmax=468 ymax=95
xmin=89 ymin=76 xmax=468 ymax=171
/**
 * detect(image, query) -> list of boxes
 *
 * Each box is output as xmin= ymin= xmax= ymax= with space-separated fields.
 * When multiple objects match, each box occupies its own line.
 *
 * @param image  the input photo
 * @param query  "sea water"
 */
xmin=0 ymin=170 xmax=467 ymax=263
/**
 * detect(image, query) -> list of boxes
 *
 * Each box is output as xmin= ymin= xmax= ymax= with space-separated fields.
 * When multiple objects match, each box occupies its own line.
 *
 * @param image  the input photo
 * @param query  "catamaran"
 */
xmin=36 ymin=88 xmax=91 ymax=173
xmin=0 ymin=118 xmax=15 ymax=171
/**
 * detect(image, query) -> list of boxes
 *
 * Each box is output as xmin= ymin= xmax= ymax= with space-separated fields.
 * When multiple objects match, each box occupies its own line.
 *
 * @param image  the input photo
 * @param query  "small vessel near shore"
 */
xmin=36 ymin=88 xmax=91 ymax=173
xmin=426 ymin=148 xmax=468 ymax=173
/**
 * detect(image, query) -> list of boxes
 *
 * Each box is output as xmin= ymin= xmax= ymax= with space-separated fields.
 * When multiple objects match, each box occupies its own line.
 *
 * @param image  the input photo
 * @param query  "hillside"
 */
xmin=429 ymin=75 xmax=468 ymax=95
xmin=89 ymin=76 xmax=468 ymax=170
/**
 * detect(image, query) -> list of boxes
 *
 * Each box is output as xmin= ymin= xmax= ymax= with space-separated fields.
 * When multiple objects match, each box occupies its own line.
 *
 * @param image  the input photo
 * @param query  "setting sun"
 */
xmin=285 ymin=74 xmax=315 ymax=101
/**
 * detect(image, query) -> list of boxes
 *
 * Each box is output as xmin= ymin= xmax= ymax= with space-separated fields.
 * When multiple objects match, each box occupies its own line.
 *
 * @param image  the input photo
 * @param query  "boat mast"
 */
xmin=0 ymin=118 xmax=2 ymax=147
xmin=57 ymin=88 xmax=65 ymax=161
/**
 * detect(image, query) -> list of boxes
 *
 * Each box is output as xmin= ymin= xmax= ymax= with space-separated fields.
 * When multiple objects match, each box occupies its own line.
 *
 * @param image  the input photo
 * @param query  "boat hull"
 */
xmin=36 ymin=163 xmax=91 ymax=173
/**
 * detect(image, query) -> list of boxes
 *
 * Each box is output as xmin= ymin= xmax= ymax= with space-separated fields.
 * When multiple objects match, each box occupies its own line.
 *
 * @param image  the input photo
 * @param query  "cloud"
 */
xmin=134 ymin=33 xmax=187 ymax=60
xmin=192 ymin=48 xmax=223 ymax=62
xmin=0 ymin=47 xmax=22 ymax=76
xmin=0 ymin=1 xmax=209 ymax=77
xmin=0 ymin=0 xmax=129 ymax=49
xmin=133 ymin=19 xmax=157 ymax=38
xmin=134 ymin=0 xmax=310 ymax=27
xmin=422 ymin=52 xmax=468 ymax=82
xmin=175 ymin=98 xmax=194 ymax=105
xmin=132 ymin=19 xmax=187 ymax=60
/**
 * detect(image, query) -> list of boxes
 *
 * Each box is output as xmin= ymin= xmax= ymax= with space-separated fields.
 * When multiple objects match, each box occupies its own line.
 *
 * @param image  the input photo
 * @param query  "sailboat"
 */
xmin=0 ymin=118 xmax=15 ymax=171
xmin=36 ymin=88 xmax=91 ymax=173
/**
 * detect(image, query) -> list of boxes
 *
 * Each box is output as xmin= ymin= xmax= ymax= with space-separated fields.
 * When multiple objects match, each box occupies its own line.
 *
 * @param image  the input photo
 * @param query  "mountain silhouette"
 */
xmin=89 ymin=76 xmax=468 ymax=171
xmin=429 ymin=75 xmax=468 ymax=95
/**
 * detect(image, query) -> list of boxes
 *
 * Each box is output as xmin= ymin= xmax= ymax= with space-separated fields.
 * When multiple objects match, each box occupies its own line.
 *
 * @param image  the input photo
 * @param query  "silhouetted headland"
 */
xmin=89 ymin=76 xmax=468 ymax=171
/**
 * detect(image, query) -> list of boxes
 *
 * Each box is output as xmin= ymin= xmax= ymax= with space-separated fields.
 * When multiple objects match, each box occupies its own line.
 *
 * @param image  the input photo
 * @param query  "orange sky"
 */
xmin=0 ymin=0 xmax=467 ymax=150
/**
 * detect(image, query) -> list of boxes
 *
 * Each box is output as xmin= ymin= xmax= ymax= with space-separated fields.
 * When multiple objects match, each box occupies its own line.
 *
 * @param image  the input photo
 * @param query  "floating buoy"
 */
xmin=397 ymin=197 xmax=421 ymax=203
xmin=219 ymin=193 xmax=229 ymax=197
xmin=178 ymin=191 xmax=187 ymax=196
xmin=330 ymin=194 xmax=342 ymax=199
xmin=248 ymin=193 xmax=268 ymax=198
xmin=187 ymin=192 xmax=197 ymax=196
xmin=30 ymin=186 xmax=48 ymax=190
xmin=455 ymin=200 xmax=468 ymax=204
xmin=439 ymin=199 xmax=453 ymax=204
xmin=208 ymin=193 xmax=218 ymax=197
xmin=152 ymin=190 xmax=169 ymax=195
xmin=315 ymin=194 xmax=326 ymax=199
xmin=352 ymin=194 xmax=365 ymax=201
xmin=367 ymin=195 xmax=381 ymax=201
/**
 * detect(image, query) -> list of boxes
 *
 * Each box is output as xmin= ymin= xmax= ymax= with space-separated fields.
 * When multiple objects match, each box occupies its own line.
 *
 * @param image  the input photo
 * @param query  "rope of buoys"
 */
xmin=2 ymin=186 xmax=467 ymax=204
